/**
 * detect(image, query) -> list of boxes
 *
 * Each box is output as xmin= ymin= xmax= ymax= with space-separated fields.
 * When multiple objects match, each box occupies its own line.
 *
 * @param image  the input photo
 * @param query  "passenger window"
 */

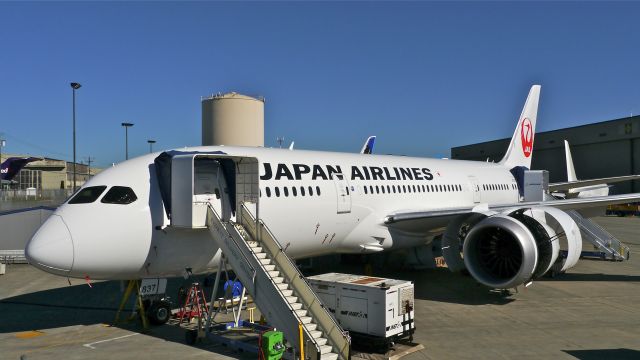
xmin=309 ymin=186 xmax=314 ymax=196
xmin=364 ymin=186 xmax=368 ymax=194
xmin=266 ymin=187 xmax=271 ymax=197
xmin=69 ymin=186 xmax=107 ymax=204
xmin=317 ymin=186 xmax=321 ymax=196
xmin=101 ymin=186 xmax=137 ymax=205
xmin=376 ymin=186 xmax=380 ymax=194
xmin=382 ymin=186 xmax=386 ymax=194
xmin=369 ymin=185 xmax=374 ymax=194
xmin=284 ymin=187 xmax=289 ymax=197
xmin=402 ymin=185 xmax=406 ymax=193
xmin=300 ymin=186 xmax=305 ymax=196
xmin=275 ymin=187 xmax=280 ymax=197
xmin=345 ymin=186 xmax=349 ymax=195
xmin=393 ymin=185 xmax=397 ymax=193
xmin=292 ymin=187 xmax=297 ymax=196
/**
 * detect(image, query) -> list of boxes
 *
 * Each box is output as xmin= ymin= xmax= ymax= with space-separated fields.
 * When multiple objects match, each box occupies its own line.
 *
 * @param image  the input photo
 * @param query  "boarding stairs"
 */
xmin=204 ymin=202 xmax=350 ymax=360
xmin=566 ymin=210 xmax=630 ymax=261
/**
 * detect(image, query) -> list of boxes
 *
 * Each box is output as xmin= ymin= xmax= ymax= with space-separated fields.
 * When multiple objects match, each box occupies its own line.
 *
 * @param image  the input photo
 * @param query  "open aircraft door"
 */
xmin=155 ymin=151 xmax=259 ymax=229
xmin=333 ymin=173 xmax=352 ymax=214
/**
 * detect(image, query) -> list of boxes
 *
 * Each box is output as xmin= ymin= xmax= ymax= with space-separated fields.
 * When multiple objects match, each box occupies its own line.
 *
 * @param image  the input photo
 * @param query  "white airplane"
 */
xmin=26 ymin=85 xmax=640 ymax=292
xmin=549 ymin=140 xmax=640 ymax=198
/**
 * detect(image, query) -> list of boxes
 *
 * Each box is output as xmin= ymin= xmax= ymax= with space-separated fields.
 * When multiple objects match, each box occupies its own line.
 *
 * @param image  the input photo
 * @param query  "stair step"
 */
xmin=277 ymin=283 xmax=289 ymax=290
xmin=320 ymin=353 xmax=338 ymax=360
xmin=305 ymin=323 xmax=318 ymax=331
xmin=290 ymin=302 xmax=303 ymax=310
xmin=260 ymin=258 xmax=271 ymax=265
xmin=295 ymin=309 xmax=308 ymax=317
xmin=299 ymin=316 xmax=312 ymax=324
xmin=264 ymin=264 xmax=276 ymax=271
xmin=256 ymin=252 xmax=267 ymax=259
xmin=285 ymin=295 xmax=298 ymax=303
xmin=315 ymin=337 xmax=328 ymax=346
xmin=308 ymin=330 xmax=323 ymax=339
xmin=281 ymin=289 xmax=293 ymax=297
xmin=272 ymin=277 xmax=285 ymax=284
xmin=267 ymin=270 xmax=280 ymax=277
xmin=247 ymin=241 xmax=259 ymax=248
xmin=320 ymin=344 xmax=333 ymax=354
xmin=252 ymin=246 xmax=263 ymax=253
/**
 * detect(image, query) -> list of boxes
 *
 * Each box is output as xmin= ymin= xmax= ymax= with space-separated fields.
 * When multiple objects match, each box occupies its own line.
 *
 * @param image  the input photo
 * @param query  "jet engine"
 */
xmin=450 ymin=207 xmax=582 ymax=289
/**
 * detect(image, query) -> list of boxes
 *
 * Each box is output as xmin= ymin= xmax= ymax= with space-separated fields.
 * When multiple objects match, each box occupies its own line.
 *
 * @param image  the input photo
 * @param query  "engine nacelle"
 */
xmin=462 ymin=207 xmax=582 ymax=289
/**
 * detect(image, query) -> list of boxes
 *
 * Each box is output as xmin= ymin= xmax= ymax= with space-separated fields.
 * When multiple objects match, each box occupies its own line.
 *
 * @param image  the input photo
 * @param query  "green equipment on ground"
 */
xmin=261 ymin=330 xmax=285 ymax=360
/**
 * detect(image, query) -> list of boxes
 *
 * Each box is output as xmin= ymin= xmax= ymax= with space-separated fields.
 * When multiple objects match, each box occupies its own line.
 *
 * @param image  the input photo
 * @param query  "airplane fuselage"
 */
xmin=27 ymin=146 xmax=520 ymax=280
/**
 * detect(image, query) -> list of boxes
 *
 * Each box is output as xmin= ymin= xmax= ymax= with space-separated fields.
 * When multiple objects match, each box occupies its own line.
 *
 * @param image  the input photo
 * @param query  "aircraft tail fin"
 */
xmin=361 ymin=136 xmax=376 ymax=154
xmin=1 ymin=157 xmax=41 ymax=181
xmin=564 ymin=140 xmax=578 ymax=182
xmin=499 ymin=85 xmax=540 ymax=169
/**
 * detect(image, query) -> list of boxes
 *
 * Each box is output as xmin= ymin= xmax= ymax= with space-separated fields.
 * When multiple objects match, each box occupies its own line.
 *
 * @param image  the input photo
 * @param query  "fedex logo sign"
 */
xmin=520 ymin=118 xmax=533 ymax=158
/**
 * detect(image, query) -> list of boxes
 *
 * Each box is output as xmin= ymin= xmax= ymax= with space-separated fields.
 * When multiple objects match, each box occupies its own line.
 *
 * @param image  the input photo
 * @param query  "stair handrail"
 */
xmin=205 ymin=203 xmax=257 ymax=285
xmin=239 ymin=203 xmax=351 ymax=359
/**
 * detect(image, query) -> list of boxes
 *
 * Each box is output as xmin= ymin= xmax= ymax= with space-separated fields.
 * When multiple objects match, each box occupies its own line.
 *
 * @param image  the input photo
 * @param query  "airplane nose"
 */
xmin=25 ymin=214 xmax=74 ymax=273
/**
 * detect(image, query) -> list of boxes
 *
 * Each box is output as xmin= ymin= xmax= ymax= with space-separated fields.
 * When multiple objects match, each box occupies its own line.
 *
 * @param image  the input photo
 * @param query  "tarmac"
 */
xmin=1 ymin=216 xmax=639 ymax=360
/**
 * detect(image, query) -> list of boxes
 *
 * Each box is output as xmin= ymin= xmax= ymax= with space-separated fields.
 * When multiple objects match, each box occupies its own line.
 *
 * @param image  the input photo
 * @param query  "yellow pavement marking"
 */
xmin=15 ymin=330 xmax=45 ymax=339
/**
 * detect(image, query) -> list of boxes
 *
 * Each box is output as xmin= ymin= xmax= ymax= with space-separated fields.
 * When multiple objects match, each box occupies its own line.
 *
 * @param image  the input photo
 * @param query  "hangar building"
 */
xmin=451 ymin=115 xmax=640 ymax=194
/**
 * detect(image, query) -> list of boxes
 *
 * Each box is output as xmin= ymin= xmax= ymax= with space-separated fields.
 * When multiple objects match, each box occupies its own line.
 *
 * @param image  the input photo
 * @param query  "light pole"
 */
xmin=121 ymin=122 xmax=134 ymax=160
xmin=147 ymin=139 xmax=156 ymax=153
xmin=0 ymin=138 xmax=5 ymax=192
xmin=70 ymin=82 xmax=81 ymax=192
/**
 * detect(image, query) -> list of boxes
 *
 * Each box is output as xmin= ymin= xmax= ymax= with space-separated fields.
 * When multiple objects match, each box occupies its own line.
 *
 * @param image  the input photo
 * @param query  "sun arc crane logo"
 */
xmin=520 ymin=118 xmax=533 ymax=158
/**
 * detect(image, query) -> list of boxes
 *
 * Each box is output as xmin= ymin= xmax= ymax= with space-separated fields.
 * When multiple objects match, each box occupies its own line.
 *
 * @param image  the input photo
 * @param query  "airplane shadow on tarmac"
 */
xmin=0 ymin=275 xmax=213 ymax=334
xmin=564 ymin=348 xmax=640 ymax=360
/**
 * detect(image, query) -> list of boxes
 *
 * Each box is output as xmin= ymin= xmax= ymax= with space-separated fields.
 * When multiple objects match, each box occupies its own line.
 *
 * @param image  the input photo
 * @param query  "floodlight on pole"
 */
xmin=121 ymin=122 xmax=134 ymax=160
xmin=70 ymin=82 xmax=82 ymax=192
xmin=147 ymin=139 xmax=156 ymax=153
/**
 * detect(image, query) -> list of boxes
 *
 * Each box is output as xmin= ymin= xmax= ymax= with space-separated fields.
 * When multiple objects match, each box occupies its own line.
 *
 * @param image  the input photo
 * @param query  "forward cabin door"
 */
xmin=468 ymin=175 xmax=481 ymax=203
xmin=333 ymin=173 xmax=352 ymax=214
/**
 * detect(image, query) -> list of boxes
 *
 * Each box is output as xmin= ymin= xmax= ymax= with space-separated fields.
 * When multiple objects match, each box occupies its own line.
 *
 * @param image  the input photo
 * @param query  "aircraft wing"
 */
xmin=384 ymin=192 xmax=640 ymax=229
xmin=549 ymin=175 xmax=640 ymax=192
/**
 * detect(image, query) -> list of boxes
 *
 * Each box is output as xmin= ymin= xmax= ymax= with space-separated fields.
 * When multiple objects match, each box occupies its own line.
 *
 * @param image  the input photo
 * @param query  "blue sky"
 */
xmin=1 ymin=1 xmax=639 ymax=167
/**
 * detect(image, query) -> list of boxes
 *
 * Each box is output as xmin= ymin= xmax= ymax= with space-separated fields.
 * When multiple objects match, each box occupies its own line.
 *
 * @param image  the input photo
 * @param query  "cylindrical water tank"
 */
xmin=201 ymin=92 xmax=264 ymax=147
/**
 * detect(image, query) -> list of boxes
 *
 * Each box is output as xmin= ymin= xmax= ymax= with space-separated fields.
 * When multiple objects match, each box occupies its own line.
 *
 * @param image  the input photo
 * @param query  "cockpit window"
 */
xmin=68 ymin=186 xmax=107 ymax=204
xmin=101 ymin=186 xmax=137 ymax=205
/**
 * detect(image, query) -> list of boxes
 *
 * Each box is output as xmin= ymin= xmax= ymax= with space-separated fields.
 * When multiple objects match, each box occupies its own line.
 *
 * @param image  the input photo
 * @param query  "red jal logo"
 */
xmin=520 ymin=118 xmax=533 ymax=158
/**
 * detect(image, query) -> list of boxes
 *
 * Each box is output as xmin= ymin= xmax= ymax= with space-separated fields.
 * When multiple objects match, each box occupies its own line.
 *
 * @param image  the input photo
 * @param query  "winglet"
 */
xmin=564 ymin=140 xmax=578 ymax=182
xmin=499 ymin=85 xmax=541 ymax=169
xmin=360 ymin=136 xmax=376 ymax=154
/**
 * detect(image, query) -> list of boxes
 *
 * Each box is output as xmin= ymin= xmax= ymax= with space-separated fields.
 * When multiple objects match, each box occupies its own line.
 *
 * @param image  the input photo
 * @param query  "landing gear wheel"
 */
xmin=148 ymin=301 xmax=171 ymax=325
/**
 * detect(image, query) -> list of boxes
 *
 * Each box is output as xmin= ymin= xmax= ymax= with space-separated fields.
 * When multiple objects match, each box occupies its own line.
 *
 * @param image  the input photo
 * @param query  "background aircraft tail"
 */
xmin=499 ymin=85 xmax=540 ymax=169
xmin=360 ymin=136 xmax=376 ymax=154
xmin=564 ymin=140 xmax=578 ymax=182
xmin=1 ymin=157 xmax=41 ymax=181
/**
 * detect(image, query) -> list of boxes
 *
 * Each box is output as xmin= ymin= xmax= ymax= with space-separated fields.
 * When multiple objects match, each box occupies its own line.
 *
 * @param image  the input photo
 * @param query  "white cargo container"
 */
xmin=307 ymin=273 xmax=415 ymax=343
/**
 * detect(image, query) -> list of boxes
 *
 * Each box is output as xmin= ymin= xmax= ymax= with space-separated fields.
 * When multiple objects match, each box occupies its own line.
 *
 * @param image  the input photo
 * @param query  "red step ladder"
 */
xmin=177 ymin=282 xmax=210 ymax=325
